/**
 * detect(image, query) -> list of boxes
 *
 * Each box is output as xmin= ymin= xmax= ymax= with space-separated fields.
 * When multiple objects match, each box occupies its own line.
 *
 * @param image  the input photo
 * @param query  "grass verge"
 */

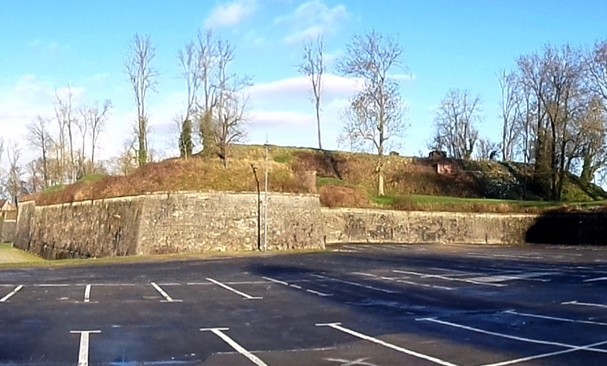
xmin=0 ymin=247 xmax=325 ymax=270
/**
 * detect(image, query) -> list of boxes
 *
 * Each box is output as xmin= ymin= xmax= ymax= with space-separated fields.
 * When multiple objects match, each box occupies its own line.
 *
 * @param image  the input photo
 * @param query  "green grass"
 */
xmin=43 ymin=184 xmax=65 ymax=194
xmin=0 ymin=247 xmax=325 ymax=270
xmin=371 ymin=194 xmax=607 ymax=213
xmin=78 ymin=173 xmax=107 ymax=184
xmin=317 ymin=177 xmax=349 ymax=187
xmin=273 ymin=153 xmax=293 ymax=164
xmin=0 ymin=244 xmax=44 ymax=264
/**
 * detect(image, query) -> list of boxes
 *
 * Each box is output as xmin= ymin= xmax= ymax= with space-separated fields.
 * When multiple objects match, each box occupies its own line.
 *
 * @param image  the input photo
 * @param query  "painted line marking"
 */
xmin=0 ymin=285 xmax=23 ymax=302
xmin=394 ymin=270 xmax=505 ymax=287
xmin=263 ymin=276 xmax=332 ymax=297
xmin=468 ymin=272 xmax=553 ymax=283
xmin=263 ymin=276 xmax=288 ymax=286
xmin=584 ymin=277 xmax=607 ymax=283
xmin=316 ymin=323 xmax=459 ymax=366
xmin=562 ymin=300 xmax=607 ymax=309
xmin=207 ymin=278 xmax=262 ymax=300
xmin=150 ymin=282 xmax=182 ymax=302
xmin=418 ymin=318 xmax=607 ymax=353
xmin=83 ymin=285 xmax=92 ymax=303
xmin=34 ymin=283 xmax=139 ymax=287
xmin=200 ymin=328 xmax=267 ymax=366
xmin=306 ymin=289 xmax=332 ymax=296
xmin=71 ymin=330 xmax=101 ymax=366
xmin=352 ymin=272 xmax=453 ymax=291
xmin=482 ymin=339 xmax=607 ymax=366
xmin=187 ymin=280 xmax=273 ymax=286
xmin=504 ymin=310 xmax=607 ymax=326
xmin=311 ymin=274 xmax=398 ymax=294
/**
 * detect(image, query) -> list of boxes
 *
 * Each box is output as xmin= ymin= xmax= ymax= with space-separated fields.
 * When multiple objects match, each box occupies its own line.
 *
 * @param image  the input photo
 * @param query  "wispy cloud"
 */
xmin=26 ymin=39 xmax=65 ymax=55
xmin=248 ymin=73 xmax=363 ymax=102
xmin=274 ymin=0 xmax=350 ymax=44
xmin=204 ymin=0 xmax=257 ymax=29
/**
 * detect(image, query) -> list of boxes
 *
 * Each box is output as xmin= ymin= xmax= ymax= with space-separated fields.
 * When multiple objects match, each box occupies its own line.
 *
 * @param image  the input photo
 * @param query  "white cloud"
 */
xmin=204 ymin=0 xmax=256 ymax=29
xmin=274 ymin=0 xmax=350 ymax=44
xmin=248 ymin=73 xmax=363 ymax=103
xmin=26 ymin=39 xmax=64 ymax=55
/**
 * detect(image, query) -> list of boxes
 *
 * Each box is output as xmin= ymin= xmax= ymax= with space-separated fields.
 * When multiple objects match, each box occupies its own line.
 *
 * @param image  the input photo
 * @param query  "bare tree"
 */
xmin=498 ymin=70 xmax=523 ymax=161
xmin=177 ymin=40 xmax=202 ymax=159
xmin=432 ymin=89 xmax=481 ymax=160
xmin=338 ymin=30 xmax=406 ymax=196
xmin=26 ymin=116 xmax=52 ymax=189
xmin=516 ymin=45 xmax=586 ymax=200
xmin=577 ymin=97 xmax=607 ymax=184
xmin=4 ymin=143 xmax=23 ymax=206
xmin=476 ymin=138 xmax=501 ymax=160
xmin=299 ymin=35 xmax=325 ymax=150
xmin=54 ymin=86 xmax=78 ymax=183
xmin=184 ymin=31 xmax=249 ymax=166
xmin=587 ymin=40 xmax=607 ymax=112
xmin=107 ymin=137 xmax=138 ymax=176
xmin=125 ymin=33 xmax=157 ymax=167
xmin=212 ymin=39 xmax=250 ymax=168
xmin=80 ymin=100 xmax=111 ymax=172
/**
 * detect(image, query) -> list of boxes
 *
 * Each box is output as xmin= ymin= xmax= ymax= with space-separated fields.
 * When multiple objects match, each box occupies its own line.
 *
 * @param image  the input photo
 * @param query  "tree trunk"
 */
xmin=137 ymin=116 xmax=147 ymax=167
xmin=378 ymin=172 xmax=385 ymax=197
xmin=316 ymin=99 xmax=322 ymax=150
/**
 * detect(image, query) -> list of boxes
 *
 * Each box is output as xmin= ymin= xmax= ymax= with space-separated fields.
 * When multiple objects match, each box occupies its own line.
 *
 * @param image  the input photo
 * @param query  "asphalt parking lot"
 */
xmin=1 ymin=243 xmax=607 ymax=365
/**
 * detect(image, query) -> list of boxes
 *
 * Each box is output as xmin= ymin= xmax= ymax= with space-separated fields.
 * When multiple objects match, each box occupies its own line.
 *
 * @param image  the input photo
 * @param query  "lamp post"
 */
xmin=250 ymin=164 xmax=261 ymax=251
xmin=263 ymin=142 xmax=269 ymax=252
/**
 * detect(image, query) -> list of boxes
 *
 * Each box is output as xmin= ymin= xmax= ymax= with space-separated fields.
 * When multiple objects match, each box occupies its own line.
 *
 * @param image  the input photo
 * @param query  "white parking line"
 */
xmin=83 ymin=285 xmax=91 ymax=303
xmin=352 ymin=272 xmax=453 ymax=291
xmin=200 ymin=327 xmax=268 ymax=366
xmin=469 ymin=272 xmax=553 ymax=283
xmin=482 ymin=339 xmax=607 ymax=366
xmin=71 ymin=330 xmax=101 ymax=366
xmin=504 ymin=310 xmax=607 ymax=326
xmin=206 ymin=278 xmax=262 ymax=300
xmin=584 ymin=277 xmax=607 ymax=283
xmin=150 ymin=282 xmax=182 ymax=302
xmin=419 ymin=318 xmax=607 ymax=353
xmin=393 ymin=270 xmax=506 ymax=287
xmin=316 ymin=323 xmax=459 ymax=366
xmin=263 ymin=276 xmax=332 ymax=297
xmin=311 ymin=274 xmax=398 ymax=294
xmin=562 ymin=300 xmax=607 ymax=309
xmin=0 ymin=285 xmax=23 ymax=302
xmin=186 ymin=280 xmax=273 ymax=286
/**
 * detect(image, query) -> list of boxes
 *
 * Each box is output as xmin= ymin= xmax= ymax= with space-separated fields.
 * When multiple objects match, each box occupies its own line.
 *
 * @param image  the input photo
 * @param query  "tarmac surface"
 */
xmin=1 ymin=243 xmax=607 ymax=365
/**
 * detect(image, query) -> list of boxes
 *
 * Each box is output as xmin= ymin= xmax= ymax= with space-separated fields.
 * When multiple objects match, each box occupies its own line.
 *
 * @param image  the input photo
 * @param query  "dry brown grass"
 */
xmin=26 ymin=144 xmax=607 ymax=210
xmin=319 ymin=185 xmax=371 ymax=208
xmin=30 ymin=155 xmax=311 ymax=206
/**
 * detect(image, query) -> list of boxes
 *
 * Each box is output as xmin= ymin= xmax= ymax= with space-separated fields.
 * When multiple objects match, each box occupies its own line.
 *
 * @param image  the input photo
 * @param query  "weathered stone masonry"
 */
xmin=14 ymin=191 xmax=606 ymax=259
xmin=321 ymin=208 xmax=537 ymax=245
xmin=15 ymin=192 xmax=323 ymax=259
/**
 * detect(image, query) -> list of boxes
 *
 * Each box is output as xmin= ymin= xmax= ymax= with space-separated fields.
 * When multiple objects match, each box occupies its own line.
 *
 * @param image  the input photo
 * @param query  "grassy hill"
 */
xmin=27 ymin=144 xmax=607 ymax=213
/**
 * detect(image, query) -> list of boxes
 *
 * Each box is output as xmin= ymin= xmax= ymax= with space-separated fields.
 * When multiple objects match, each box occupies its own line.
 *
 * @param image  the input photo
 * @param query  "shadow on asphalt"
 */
xmin=526 ymin=211 xmax=607 ymax=246
xmin=247 ymin=246 xmax=607 ymax=362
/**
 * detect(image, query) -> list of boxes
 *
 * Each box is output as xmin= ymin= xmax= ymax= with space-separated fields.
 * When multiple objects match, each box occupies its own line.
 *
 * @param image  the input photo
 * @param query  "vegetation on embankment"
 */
xmin=24 ymin=144 xmax=607 ymax=213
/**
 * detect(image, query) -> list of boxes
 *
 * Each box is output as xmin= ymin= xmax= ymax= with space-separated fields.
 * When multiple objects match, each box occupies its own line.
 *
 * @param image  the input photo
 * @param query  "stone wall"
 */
xmin=321 ymin=208 xmax=538 ymax=245
xmin=15 ymin=192 xmax=323 ymax=259
xmin=15 ymin=192 xmax=607 ymax=260
xmin=0 ymin=219 xmax=16 ymax=243
xmin=15 ymin=198 xmax=143 ymax=259
xmin=137 ymin=192 xmax=323 ymax=255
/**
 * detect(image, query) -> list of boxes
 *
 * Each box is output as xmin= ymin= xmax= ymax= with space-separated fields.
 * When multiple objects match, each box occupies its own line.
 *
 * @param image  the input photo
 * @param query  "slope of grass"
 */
xmin=24 ymin=144 xmax=607 ymax=213
xmin=0 ymin=244 xmax=44 ymax=264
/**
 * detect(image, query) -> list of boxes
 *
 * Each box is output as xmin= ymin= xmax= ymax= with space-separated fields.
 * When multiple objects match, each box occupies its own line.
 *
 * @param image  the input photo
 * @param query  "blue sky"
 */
xmin=1 ymin=0 xmax=606 ymax=163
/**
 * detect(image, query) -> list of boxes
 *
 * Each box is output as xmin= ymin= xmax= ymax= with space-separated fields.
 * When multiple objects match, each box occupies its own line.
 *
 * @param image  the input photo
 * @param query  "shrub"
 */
xmin=319 ymin=185 xmax=370 ymax=208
